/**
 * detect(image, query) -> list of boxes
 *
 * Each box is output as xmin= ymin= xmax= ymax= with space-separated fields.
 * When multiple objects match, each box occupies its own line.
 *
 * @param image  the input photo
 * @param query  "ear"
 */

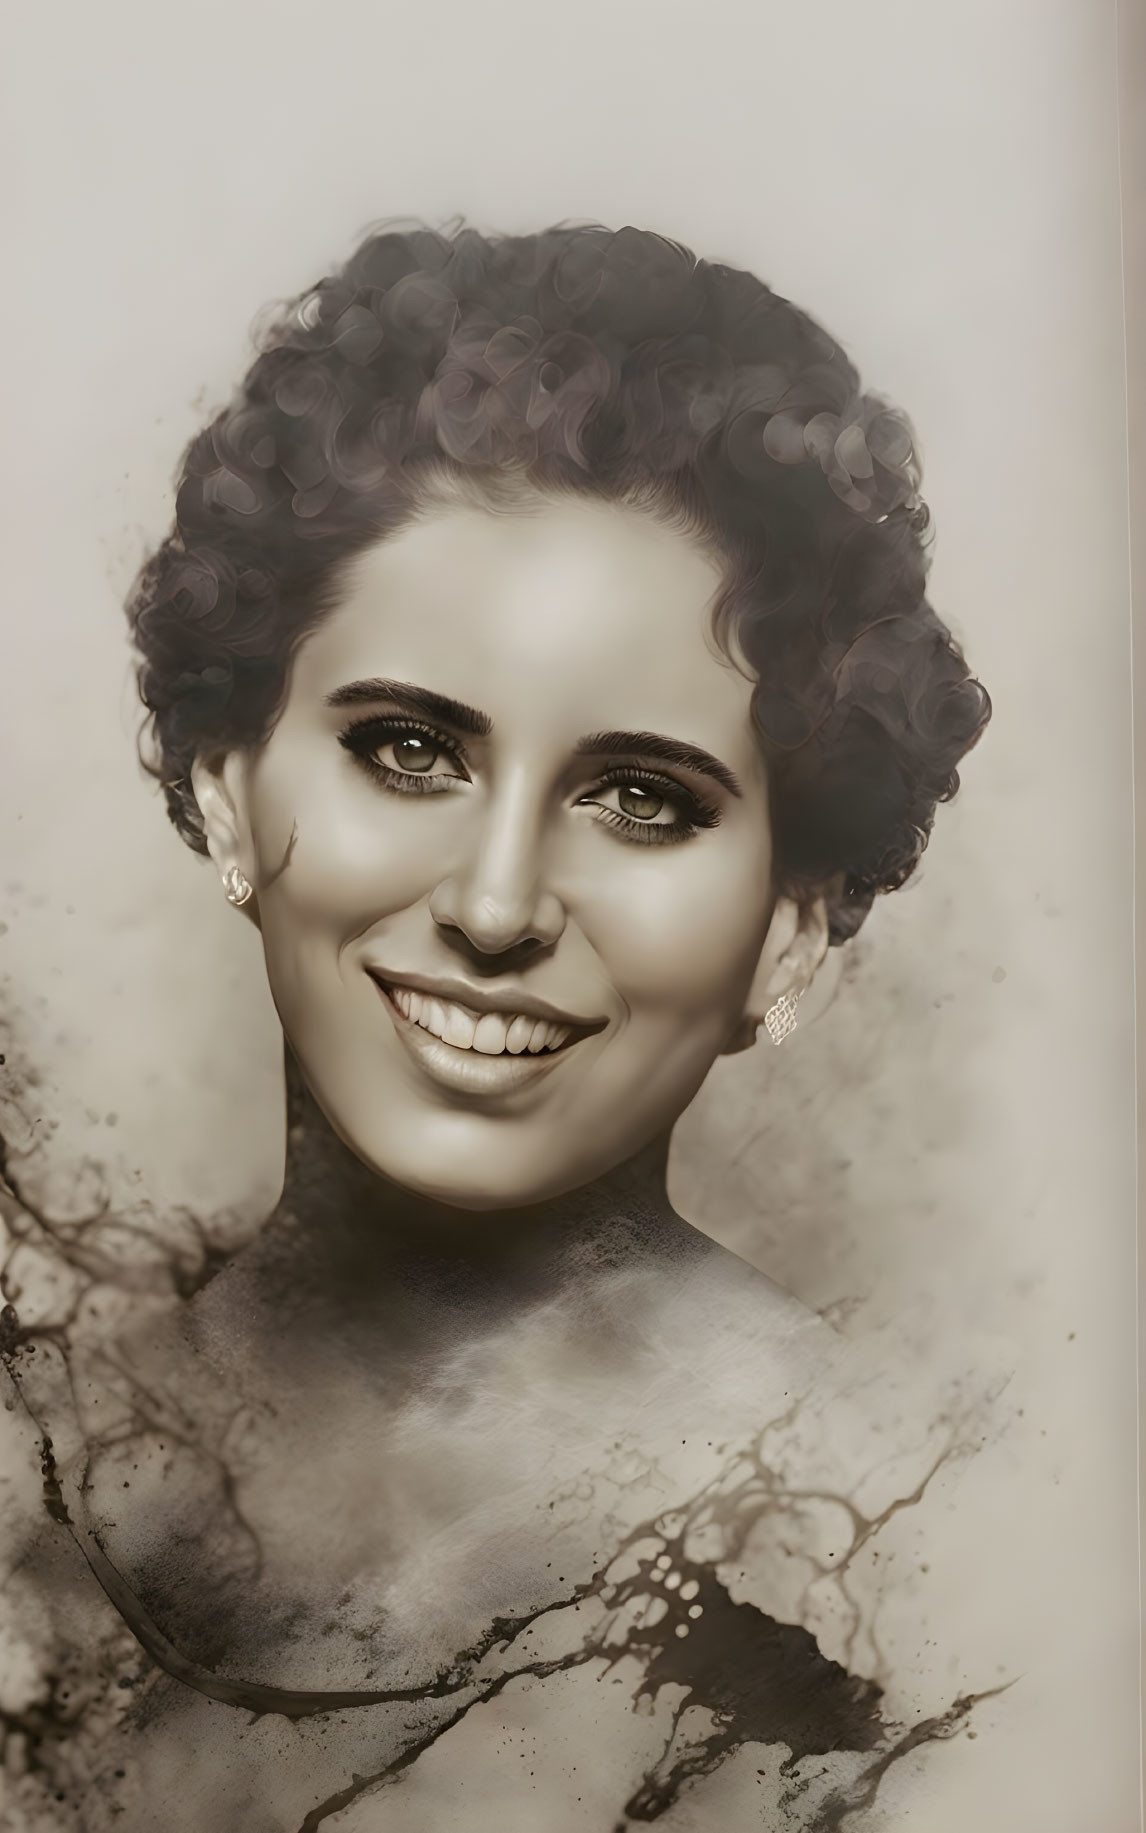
xmin=721 ymin=891 xmax=832 ymax=1056
xmin=190 ymin=751 xmax=258 ymax=917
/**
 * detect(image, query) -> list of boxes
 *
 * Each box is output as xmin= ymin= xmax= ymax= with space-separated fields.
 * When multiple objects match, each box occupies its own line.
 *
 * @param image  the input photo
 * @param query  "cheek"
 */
xmin=246 ymin=753 xmax=448 ymax=940
xmin=590 ymin=832 xmax=773 ymax=1027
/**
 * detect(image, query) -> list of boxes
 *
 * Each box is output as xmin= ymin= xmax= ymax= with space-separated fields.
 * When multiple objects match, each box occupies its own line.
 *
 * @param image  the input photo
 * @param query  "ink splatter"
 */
xmin=0 ymin=1019 xmax=1001 ymax=1832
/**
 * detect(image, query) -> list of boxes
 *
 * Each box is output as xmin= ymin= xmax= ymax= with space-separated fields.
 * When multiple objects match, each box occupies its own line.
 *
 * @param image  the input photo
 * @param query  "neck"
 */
xmin=254 ymin=1052 xmax=705 ymax=1331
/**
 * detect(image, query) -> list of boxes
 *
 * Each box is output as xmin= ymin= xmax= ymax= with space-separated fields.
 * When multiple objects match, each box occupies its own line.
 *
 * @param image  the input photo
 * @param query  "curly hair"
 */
xmin=126 ymin=221 xmax=990 ymax=943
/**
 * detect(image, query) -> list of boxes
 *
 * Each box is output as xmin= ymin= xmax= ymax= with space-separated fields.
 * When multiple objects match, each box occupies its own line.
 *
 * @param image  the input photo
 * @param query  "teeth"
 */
xmin=442 ymin=1005 xmax=477 ymax=1051
xmin=473 ymin=1014 xmax=510 ymax=1056
xmin=386 ymin=985 xmax=578 ymax=1056
xmin=505 ymin=1016 xmax=534 ymax=1055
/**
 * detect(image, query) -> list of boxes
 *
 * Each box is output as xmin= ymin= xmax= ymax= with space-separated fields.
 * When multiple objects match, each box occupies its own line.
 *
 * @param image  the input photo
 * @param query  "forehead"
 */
xmin=291 ymin=495 xmax=757 ymax=753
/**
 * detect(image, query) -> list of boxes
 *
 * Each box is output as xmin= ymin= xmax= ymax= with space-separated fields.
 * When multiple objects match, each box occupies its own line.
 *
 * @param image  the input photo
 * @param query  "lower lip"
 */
xmin=373 ymin=981 xmax=581 ymax=1098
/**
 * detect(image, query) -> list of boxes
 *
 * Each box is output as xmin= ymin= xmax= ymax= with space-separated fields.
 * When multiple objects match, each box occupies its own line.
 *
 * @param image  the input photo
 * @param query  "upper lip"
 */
xmin=364 ymin=968 xmax=608 ymax=1033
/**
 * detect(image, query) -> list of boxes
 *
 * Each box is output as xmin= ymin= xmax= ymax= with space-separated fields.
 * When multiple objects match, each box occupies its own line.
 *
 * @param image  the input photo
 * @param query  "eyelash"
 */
xmin=581 ymin=766 xmax=719 ymax=846
xmin=338 ymin=715 xmax=468 ymax=794
xmin=337 ymin=717 xmax=720 ymax=844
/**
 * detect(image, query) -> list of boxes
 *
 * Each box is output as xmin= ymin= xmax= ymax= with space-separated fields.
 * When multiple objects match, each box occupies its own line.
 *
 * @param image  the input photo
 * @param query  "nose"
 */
xmin=428 ymin=775 xmax=567 ymax=958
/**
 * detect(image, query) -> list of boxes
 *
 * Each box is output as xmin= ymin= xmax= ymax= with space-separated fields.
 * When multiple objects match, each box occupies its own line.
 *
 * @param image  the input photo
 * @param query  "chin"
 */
xmin=382 ymin=1159 xmax=579 ymax=1214
xmin=340 ymin=1115 xmax=598 ymax=1213
xmin=296 ymin=1029 xmax=700 ymax=1213
xmin=317 ymin=1099 xmax=557 ymax=1217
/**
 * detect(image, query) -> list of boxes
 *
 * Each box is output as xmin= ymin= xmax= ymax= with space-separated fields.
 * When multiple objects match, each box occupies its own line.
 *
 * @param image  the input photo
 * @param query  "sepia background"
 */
xmin=0 ymin=2 xmax=1139 ymax=1827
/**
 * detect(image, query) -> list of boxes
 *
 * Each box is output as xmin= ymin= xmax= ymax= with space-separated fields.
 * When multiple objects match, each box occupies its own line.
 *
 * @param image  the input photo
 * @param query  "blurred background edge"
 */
xmin=1117 ymin=0 xmax=1146 ymax=1820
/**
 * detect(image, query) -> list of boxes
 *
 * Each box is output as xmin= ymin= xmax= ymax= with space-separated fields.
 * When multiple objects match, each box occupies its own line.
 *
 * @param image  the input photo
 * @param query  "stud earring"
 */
xmin=222 ymin=866 xmax=253 ymax=908
xmin=763 ymin=988 xmax=801 ymax=1046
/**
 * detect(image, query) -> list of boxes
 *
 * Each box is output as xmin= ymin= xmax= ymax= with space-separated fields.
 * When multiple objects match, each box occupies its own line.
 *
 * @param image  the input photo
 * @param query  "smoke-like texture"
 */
xmin=0 ymin=1019 xmax=1004 ymax=1833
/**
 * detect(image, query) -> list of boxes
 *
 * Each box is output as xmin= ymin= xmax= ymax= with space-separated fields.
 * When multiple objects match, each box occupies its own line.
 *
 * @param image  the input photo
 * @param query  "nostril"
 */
xmin=429 ymin=876 xmax=564 ymax=953
xmin=429 ymin=876 xmax=566 ymax=958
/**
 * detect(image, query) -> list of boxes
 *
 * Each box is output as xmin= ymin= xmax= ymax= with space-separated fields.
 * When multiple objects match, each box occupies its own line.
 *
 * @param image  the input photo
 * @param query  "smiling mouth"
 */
xmin=367 ymin=974 xmax=604 ymax=1094
xmin=382 ymin=985 xmax=586 ymax=1056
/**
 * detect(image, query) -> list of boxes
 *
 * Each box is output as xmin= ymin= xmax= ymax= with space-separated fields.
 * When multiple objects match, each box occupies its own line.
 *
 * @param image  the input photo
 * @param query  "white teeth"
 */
xmin=505 ymin=1015 xmax=534 ymax=1055
xmin=442 ymin=1006 xmax=477 ymax=1050
xmin=473 ymin=1013 xmax=510 ymax=1056
xmin=426 ymin=997 xmax=451 ymax=1039
xmin=386 ymin=984 xmax=578 ymax=1056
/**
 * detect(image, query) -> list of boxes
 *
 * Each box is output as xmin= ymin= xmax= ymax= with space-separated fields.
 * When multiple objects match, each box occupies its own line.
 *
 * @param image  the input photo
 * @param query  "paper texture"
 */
xmin=0 ymin=3 xmax=1138 ymax=1828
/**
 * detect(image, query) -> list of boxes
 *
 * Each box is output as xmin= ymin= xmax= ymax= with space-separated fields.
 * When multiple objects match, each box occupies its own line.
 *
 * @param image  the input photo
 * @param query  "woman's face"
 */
xmin=203 ymin=492 xmax=792 ymax=1209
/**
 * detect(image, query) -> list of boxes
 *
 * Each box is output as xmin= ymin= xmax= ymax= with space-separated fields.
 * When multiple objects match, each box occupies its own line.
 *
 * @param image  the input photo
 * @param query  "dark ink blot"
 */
xmin=0 ymin=1020 xmax=997 ymax=1831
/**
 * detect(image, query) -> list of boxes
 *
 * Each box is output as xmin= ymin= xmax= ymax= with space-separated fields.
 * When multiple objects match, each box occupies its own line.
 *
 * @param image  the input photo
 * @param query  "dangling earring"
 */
xmin=222 ymin=866 xmax=253 ymax=908
xmin=764 ymin=988 xmax=801 ymax=1046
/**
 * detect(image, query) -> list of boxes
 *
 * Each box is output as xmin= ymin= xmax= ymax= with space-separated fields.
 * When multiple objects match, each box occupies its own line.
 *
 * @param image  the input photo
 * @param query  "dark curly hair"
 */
xmin=126 ymin=221 xmax=990 ymax=943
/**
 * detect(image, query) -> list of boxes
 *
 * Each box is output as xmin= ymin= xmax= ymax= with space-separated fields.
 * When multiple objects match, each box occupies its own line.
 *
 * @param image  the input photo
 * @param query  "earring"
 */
xmin=221 ymin=866 xmax=253 ymax=908
xmin=764 ymin=988 xmax=801 ymax=1046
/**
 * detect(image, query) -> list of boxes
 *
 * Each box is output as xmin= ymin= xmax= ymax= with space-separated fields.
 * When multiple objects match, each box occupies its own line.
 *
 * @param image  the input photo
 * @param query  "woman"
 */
xmin=2 ymin=222 xmax=989 ymax=1831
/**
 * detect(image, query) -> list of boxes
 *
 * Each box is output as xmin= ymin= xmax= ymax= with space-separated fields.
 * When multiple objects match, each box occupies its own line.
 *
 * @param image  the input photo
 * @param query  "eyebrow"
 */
xmin=575 ymin=730 xmax=742 ymax=797
xmin=324 ymin=678 xmax=493 ymax=736
xmin=323 ymin=681 xmax=741 ymax=797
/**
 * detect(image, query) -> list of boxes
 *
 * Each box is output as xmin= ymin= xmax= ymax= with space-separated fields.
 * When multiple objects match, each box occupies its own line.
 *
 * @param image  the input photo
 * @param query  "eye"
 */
xmin=579 ymin=770 xmax=719 ymax=845
xmin=338 ymin=716 xmax=469 ymax=793
xmin=600 ymin=782 xmax=674 ymax=824
xmin=386 ymin=733 xmax=443 ymax=774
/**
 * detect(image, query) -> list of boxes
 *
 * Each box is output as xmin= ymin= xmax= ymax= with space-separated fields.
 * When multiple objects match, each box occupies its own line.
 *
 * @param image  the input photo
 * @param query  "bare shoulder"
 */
xmin=594 ymin=1228 xmax=840 ymax=1416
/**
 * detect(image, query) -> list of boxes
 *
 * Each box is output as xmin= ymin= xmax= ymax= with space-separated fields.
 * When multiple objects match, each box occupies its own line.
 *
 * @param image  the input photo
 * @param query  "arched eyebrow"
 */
xmin=324 ymin=678 xmax=493 ymax=736
xmin=324 ymin=683 xmax=741 ymax=796
xmin=575 ymin=731 xmax=742 ymax=797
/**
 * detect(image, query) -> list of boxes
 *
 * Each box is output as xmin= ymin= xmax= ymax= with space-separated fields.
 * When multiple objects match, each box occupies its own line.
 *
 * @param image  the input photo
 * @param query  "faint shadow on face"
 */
xmin=233 ymin=488 xmax=783 ymax=1210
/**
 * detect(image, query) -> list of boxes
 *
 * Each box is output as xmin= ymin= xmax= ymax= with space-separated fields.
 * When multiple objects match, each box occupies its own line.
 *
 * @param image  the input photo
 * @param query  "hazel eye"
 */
xmin=337 ymin=715 xmax=469 ymax=793
xmin=578 ymin=769 xmax=718 ymax=845
xmin=594 ymin=780 xmax=679 ymax=827
xmin=390 ymin=735 xmax=439 ymax=774
xmin=616 ymin=784 xmax=666 ymax=822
